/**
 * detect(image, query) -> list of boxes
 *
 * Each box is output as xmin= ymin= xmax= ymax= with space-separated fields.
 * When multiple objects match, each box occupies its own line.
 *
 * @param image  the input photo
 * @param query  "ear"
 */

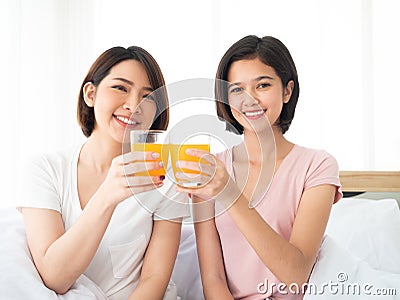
xmin=83 ymin=82 xmax=96 ymax=107
xmin=283 ymin=80 xmax=294 ymax=104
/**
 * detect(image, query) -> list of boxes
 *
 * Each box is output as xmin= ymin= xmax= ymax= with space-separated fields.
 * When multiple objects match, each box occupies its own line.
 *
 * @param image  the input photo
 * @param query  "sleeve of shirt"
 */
xmin=304 ymin=150 xmax=343 ymax=204
xmin=16 ymin=153 xmax=62 ymax=212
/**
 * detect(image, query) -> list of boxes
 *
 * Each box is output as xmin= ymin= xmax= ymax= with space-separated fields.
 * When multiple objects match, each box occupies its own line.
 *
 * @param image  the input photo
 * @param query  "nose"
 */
xmin=243 ymin=88 xmax=260 ymax=106
xmin=123 ymin=94 xmax=142 ymax=114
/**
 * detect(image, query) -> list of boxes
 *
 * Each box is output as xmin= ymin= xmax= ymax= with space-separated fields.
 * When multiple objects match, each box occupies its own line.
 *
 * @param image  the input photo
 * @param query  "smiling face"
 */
xmin=227 ymin=57 xmax=293 ymax=134
xmin=83 ymin=59 xmax=157 ymax=143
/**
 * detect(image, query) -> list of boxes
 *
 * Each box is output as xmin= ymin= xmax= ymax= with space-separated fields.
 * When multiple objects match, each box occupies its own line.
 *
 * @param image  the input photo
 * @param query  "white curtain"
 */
xmin=1 ymin=0 xmax=399 ymax=207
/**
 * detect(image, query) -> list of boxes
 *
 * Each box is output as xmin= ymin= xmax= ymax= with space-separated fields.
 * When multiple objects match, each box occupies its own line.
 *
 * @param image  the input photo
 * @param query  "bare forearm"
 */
xmin=225 ymin=194 xmax=311 ymax=285
xmin=40 ymin=195 xmax=115 ymax=293
xmin=202 ymin=276 xmax=233 ymax=300
xmin=129 ymin=220 xmax=182 ymax=300
xmin=128 ymin=275 xmax=168 ymax=300
xmin=194 ymin=215 xmax=233 ymax=300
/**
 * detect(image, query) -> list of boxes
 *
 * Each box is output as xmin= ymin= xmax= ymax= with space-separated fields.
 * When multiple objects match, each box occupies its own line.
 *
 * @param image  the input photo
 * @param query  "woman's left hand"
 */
xmin=175 ymin=149 xmax=241 ymax=205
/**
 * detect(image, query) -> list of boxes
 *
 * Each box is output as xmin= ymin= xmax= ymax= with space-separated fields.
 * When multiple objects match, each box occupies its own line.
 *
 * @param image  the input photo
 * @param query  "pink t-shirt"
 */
xmin=215 ymin=145 xmax=342 ymax=300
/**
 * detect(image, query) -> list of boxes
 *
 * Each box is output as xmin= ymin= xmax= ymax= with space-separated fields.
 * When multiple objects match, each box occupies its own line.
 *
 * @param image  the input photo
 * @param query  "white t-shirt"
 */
xmin=17 ymin=143 xmax=190 ymax=299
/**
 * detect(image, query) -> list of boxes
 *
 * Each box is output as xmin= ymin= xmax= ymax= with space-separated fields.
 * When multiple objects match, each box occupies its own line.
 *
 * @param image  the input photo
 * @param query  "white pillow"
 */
xmin=326 ymin=198 xmax=400 ymax=274
xmin=0 ymin=208 xmax=57 ymax=298
xmin=305 ymin=235 xmax=400 ymax=300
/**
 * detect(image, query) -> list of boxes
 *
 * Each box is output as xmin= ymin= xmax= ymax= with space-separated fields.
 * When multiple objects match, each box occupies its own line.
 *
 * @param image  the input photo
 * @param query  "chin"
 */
xmin=241 ymin=118 xmax=271 ymax=131
xmin=110 ymin=131 xmax=127 ymax=145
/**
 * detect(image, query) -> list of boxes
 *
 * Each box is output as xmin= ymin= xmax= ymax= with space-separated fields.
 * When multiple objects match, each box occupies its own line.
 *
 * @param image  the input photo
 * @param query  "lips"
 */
xmin=113 ymin=114 xmax=140 ymax=127
xmin=243 ymin=109 xmax=266 ymax=117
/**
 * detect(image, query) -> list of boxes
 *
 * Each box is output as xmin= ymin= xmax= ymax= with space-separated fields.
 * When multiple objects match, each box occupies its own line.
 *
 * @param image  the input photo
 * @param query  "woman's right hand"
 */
xmin=175 ymin=149 xmax=241 ymax=208
xmin=96 ymin=151 xmax=164 ymax=207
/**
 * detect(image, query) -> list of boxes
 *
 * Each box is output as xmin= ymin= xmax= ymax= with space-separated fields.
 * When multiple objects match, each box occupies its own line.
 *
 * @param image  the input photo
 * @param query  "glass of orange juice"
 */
xmin=169 ymin=132 xmax=211 ymax=187
xmin=130 ymin=130 xmax=169 ymax=176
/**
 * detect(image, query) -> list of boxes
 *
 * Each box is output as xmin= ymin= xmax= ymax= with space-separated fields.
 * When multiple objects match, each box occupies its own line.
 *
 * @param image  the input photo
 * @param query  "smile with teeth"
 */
xmin=243 ymin=109 xmax=266 ymax=117
xmin=115 ymin=115 xmax=138 ymax=125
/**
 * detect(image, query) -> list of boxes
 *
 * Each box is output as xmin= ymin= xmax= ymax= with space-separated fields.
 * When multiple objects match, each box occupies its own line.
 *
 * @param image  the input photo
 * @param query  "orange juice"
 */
xmin=170 ymin=143 xmax=210 ymax=185
xmin=131 ymin=143 xmax=169 ymax=176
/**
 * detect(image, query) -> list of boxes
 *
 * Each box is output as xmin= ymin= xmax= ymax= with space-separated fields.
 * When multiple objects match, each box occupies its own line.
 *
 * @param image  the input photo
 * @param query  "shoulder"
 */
xmin=23 ymin=143 xmax=82 ymax=177
xmin=294 ymin=145 xmax=342 ymax=201
xmin=288 ymin=145 xmax=340 ymax=188
xmin=215 ymin=148 xmax=232 ymax=162
xmin=17 ymin=143 xmax=83 ymax=211
xmin=294 ymin=144 xmax=335 ymax=159
xmin=294 ymin=145 xmax=339 ymax=171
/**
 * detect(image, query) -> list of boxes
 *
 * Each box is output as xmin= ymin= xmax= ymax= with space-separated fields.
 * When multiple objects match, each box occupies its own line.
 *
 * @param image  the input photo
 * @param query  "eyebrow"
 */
xmin=112 ymin=77 xmax=154 ymax=92
xmin=228 ymin=75 xmax=275 ymax=89
xmin=112 ymin=77 xmax=133 ymax=85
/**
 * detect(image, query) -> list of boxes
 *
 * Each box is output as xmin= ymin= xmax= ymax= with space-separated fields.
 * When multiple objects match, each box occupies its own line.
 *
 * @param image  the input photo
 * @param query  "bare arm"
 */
xmin=22 ymin=197 xmax=115 ymax=294
xmin=225 ymin=184 xmax=335 ymax=286
xmin=193 ymin=198 xmax=233 ymax=300
xmin=128 ymin=219 xmax=182 ymax=300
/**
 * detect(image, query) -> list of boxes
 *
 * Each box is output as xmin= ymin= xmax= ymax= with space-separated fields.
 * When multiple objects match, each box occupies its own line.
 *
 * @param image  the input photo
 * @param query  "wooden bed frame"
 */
xmin=339 ymin=171 xmax=400 ymax=192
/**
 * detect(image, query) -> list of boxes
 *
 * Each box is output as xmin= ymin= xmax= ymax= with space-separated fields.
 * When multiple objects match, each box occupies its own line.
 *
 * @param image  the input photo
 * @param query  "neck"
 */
xmin=79 ymin=131 xmax=122 ymax=172
xmin=241 ymin=126 xmax=292 ymax=164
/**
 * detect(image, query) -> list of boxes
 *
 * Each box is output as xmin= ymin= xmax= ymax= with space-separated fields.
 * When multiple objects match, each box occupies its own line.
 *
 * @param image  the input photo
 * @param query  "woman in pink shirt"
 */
xmin=176 ymin=35 xmax=342 ymax=299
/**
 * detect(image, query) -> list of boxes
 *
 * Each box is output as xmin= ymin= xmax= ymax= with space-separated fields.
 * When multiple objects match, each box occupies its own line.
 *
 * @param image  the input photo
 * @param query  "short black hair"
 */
xmin=215 ymin=35 xmax=299 ymax=134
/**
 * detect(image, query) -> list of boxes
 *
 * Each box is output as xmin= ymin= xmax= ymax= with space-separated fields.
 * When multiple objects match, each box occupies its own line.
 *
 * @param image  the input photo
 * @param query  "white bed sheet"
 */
xmin=0 ymin=208 xmax=108 ymax=299
xmin=1 ymin=198 xmax=400 ymax=299
xmin=305 ymin=198 xmax=400 ymax=299
xmin=326 ymin=198 xmax=400 ymax=274
xmin=304 ymin=235 xmax=400 ymax=299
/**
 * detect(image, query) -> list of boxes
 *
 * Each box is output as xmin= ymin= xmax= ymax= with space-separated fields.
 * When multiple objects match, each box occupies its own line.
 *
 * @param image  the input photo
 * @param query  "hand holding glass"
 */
xmin=170 ymin=133 xmax=211 ymax=188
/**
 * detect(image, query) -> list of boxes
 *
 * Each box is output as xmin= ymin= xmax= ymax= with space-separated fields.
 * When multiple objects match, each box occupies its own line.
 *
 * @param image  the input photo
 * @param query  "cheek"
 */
xmin=266 ymin=102 xmax=284 ymax=124
xmin=93 ymin=92 xmax=113 ymax=110
xmin=143 ymin=101 xmax=157 ymax=123
xmin=228 ymin=97 xmax=245 ymax=123
xmin=92 ymin=99 xmax=107 ymax=118
xmin=228 ymin=95 xmax=242 ymax=111
xmin=229 ymin=105 xmax=242 ymax=120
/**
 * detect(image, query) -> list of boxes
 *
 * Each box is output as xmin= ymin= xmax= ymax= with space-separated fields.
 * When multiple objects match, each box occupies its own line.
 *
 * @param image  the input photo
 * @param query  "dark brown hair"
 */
xmin=77 ymin=46 xmax=169 ymax=137
xmin=215 ymin=35 xmax=300 ymax=134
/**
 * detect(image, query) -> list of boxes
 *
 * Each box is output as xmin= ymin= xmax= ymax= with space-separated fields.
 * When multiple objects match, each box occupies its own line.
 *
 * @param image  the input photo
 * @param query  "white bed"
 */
xmin=1 ymin=172 xmax=399 ymax=299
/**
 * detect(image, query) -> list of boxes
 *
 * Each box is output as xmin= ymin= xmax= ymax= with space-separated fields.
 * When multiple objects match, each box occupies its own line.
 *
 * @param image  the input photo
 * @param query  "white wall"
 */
xmin=1 ymin=0 xmax=399 ymax=208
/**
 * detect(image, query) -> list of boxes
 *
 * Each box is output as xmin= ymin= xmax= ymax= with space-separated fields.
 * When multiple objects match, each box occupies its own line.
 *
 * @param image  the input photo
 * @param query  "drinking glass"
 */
xmin=130 ymin=130 xmax=169 ymax=176
xmin=169 ymin=132 xmax=211 ymax=187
